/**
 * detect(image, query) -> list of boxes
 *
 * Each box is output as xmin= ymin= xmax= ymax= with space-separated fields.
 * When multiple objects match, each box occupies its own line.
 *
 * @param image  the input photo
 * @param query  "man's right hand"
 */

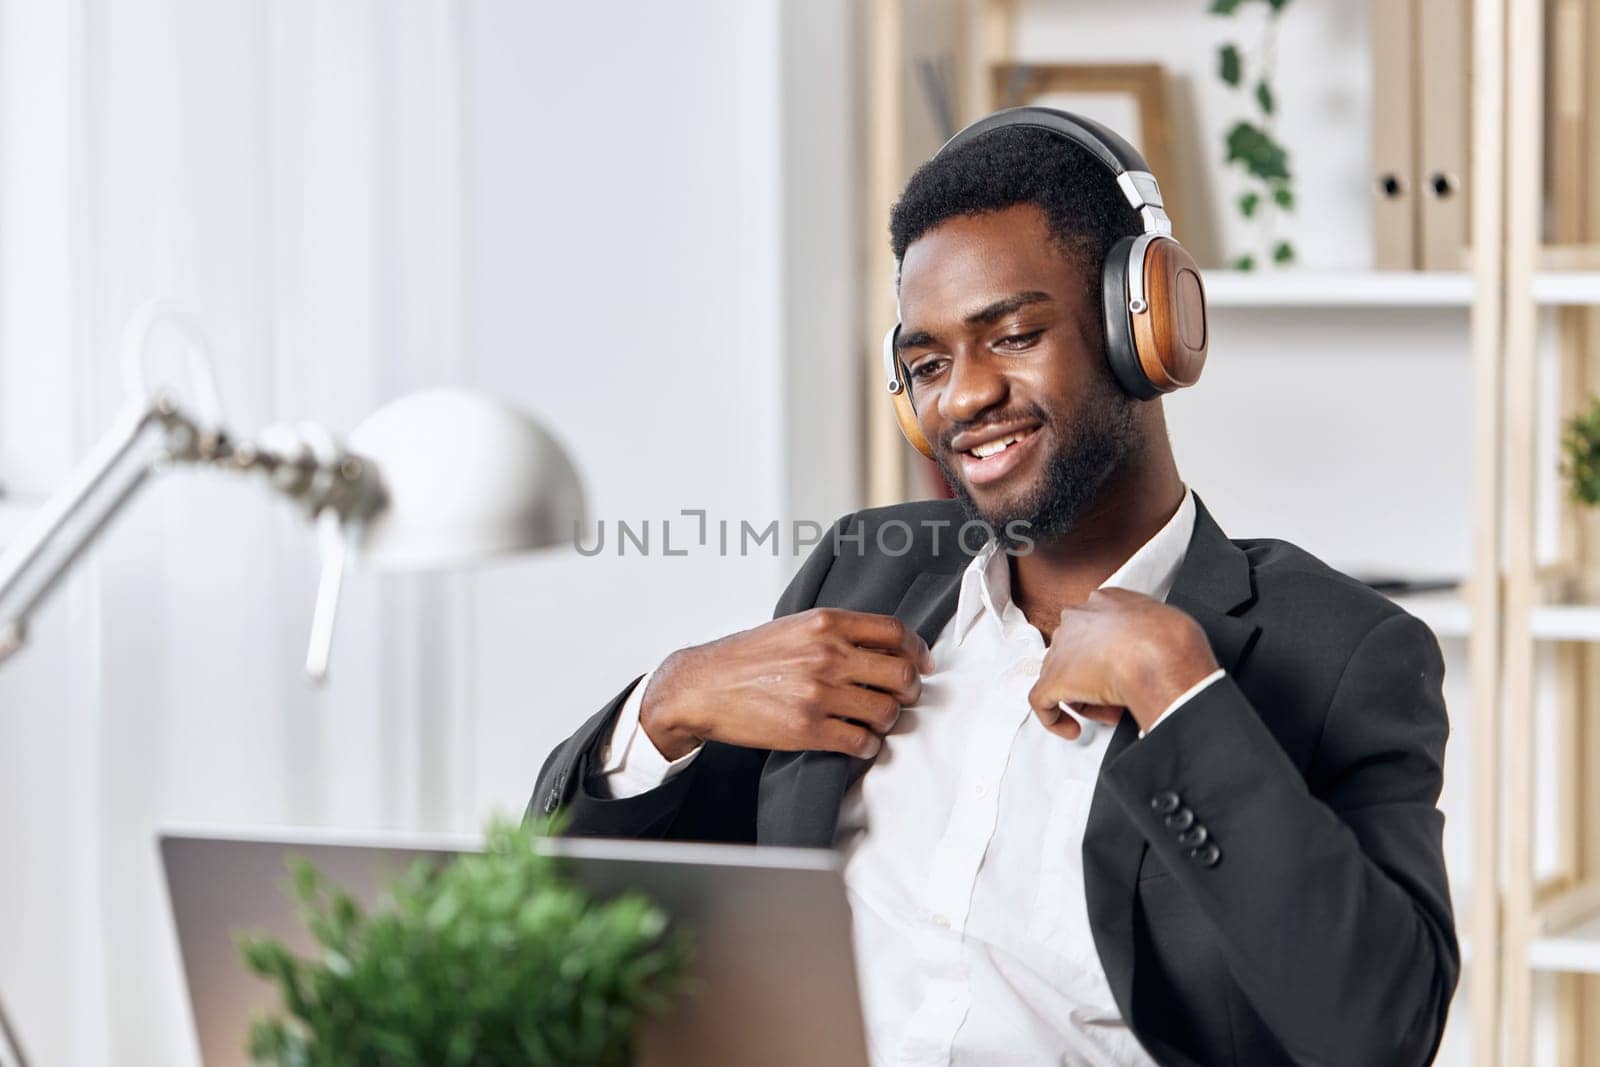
xmin=637 ymin=608 xmax=934 ymax=761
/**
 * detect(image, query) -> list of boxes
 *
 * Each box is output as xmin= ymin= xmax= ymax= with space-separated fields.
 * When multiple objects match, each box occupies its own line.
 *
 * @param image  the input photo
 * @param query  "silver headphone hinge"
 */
xmin=1118 ymin=171 xmax=1174 ymax=235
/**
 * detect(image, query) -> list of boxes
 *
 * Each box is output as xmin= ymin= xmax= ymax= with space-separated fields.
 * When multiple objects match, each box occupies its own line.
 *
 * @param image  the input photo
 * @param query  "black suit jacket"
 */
xmin=529 ymin=493 xmax=1458 ymax=1066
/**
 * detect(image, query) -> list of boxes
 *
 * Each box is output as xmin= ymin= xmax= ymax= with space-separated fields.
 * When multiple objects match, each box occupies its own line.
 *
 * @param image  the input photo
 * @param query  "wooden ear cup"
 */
xmin=890 ymin=383 xmax=935 ymax=459
xmin=1128 ymin=236 xmax=1208 ymax=393
xmin=1101 ymin=234 xmax=1208 ymax=399
xmin=883 ymin=325 xmax=936 ymax=459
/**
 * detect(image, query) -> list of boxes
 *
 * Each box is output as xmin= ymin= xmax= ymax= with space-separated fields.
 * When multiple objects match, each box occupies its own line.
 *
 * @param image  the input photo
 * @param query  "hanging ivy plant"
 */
xmin=1209 ymin=0 xmax=1296 ymax=270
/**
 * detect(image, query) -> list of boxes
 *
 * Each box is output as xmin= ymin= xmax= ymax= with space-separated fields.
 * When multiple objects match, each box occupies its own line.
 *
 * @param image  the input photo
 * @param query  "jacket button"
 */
xmin=1190 ymin=842 xmax=1222 ymax=867
xmin=1150 ymin=790 xmax=1181 ymax=815
xmin=1164 ymin=807 xmax=1196 ymax=832
xmin=1177 ymin=825 xmax=1209 ymax=848
xmin=543 ymin=787 xmax=560 ymax=814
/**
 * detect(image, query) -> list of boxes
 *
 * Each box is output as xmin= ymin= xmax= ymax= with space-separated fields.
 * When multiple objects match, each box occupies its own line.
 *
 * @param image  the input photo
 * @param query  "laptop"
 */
xmin=160 ymin=828 xmax=870 ymax=1066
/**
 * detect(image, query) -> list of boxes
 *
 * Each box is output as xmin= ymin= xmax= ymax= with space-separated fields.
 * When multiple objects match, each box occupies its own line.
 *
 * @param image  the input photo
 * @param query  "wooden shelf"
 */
xmin=1204 ymin=270 xmax=1474 ymax=308
xmin=1529 ymin=912 xmax=1600 ymax=974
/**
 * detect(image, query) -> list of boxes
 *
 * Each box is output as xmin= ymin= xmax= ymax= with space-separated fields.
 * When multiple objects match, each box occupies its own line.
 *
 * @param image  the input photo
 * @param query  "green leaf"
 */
xmin=1225 ymin=121 xmax=1292 ymax=182
xmin=1272 ymin=185 xmax=1294 ymax=209
xmin=1209 ymin=0 xmax=1243 ymax=12
xmin=1273 ymin=241 xmax=1295 ymax=264
xmin=1219 ymin=44 xmax=1242 ymax=87
xmin=1265 ymin=0 xmax=1291 ymax=10
xmin=1232 ymin=254 xmax=1256 ymax=271
xmin=1255 ymin=80 xmax=1275 ymax=115
xmin=1238 ymin=191 xmax=1261 ymax=218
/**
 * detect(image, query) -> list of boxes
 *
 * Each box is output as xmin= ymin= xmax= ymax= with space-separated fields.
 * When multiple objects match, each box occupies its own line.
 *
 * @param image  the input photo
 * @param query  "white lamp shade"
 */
xmin=347 ymin=388 xmax=585 ymax=570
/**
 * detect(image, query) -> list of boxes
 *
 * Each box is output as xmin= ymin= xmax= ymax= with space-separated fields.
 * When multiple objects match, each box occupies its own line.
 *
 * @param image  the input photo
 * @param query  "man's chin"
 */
xmin=945 ymin=478 xmax=1040 ymax=541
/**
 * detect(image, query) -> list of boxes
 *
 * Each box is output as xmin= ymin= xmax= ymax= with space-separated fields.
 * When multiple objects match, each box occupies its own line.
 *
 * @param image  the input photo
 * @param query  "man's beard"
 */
xmin=936 ymin=377 xmax=1140 ymax=549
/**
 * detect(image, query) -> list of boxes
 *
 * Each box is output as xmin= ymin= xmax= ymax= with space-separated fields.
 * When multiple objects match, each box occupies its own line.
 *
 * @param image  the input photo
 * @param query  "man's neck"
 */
xmin=1009 ymin=458 xmax=1187 ymax=639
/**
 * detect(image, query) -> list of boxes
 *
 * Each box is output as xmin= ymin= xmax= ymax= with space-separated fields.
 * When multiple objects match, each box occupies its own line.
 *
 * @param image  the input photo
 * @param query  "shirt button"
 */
xmin=973 ymin=782 xmax=988 ymax=798
xmin=932 ymin=913 xmax=951 ymax=929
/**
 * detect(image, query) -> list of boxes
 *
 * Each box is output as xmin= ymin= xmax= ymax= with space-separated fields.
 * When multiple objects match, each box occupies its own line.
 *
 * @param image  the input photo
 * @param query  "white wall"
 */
xmin=463 ymin=0 xmax=859 ymax=817
xmin=0 ymin=2 xmax=860 ymax=1063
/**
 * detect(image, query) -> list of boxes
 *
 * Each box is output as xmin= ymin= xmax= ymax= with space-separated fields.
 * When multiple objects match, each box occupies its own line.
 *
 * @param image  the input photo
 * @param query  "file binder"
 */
xmin=1416 ymin=0 xmax=1470 ymax=270
xmin=1371 ymin=0 xmax=1418 ymax=269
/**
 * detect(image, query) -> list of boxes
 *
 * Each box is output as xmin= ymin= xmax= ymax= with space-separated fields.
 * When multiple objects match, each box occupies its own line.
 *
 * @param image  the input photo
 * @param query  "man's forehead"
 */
xmin=896 ymin=205 xmax=1078 ymax=319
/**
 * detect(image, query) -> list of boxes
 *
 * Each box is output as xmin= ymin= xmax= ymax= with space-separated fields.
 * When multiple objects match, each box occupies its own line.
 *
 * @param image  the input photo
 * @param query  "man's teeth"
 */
xmin=969 ymin=432 xmax=1028 ymax=459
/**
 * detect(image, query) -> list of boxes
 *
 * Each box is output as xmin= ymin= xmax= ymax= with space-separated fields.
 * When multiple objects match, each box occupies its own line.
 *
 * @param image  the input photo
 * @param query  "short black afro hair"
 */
xmin=888 ymin=125 xmax=1142 ymax=316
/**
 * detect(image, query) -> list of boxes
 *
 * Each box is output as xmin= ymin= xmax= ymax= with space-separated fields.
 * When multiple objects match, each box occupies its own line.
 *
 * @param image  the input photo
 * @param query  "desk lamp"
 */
xmin=0 ymin=301 xmax=584 ymax=680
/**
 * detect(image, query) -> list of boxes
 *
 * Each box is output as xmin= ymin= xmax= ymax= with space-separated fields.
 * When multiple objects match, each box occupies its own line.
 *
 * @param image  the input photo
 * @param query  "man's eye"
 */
xmin=908 ymin=358 xmax=944 ymax=381
xmin=996 ymin=330 xmax=1043 ymax=350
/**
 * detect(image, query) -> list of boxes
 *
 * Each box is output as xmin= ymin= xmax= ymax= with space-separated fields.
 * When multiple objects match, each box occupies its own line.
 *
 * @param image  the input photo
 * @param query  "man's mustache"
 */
xmin=936 ymin=404 xmax=1052 ymax=454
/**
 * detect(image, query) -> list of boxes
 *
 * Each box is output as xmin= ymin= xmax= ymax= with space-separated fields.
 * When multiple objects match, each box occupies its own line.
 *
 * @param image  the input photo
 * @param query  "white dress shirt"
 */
xmin=599 ymin=488 xmax=1224 ymax=1065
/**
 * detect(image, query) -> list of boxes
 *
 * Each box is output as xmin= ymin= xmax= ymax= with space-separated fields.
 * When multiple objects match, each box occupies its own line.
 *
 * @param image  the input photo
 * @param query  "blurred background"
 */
xmin=0 ymin=1 xmax=1592 ymax=1064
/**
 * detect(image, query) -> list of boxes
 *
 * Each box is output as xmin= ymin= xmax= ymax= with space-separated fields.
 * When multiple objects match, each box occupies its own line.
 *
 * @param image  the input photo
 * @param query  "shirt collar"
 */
xmin=951 ymin=487 xmax=1198 ymax=647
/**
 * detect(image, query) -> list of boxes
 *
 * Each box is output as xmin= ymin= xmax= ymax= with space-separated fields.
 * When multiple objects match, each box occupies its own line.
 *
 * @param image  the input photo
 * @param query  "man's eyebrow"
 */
xmin=895 ymin=328 xmax=937 ymax=354
xmin=965 ymin=291 xmax=1054 ymax=325
xmin=895 ymin=291 xmax=1056 ymax=354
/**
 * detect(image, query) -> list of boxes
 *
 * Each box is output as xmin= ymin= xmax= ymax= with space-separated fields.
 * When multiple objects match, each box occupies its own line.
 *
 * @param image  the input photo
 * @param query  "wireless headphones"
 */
xmin=883 ymin=106 xmax=1210 ymax=460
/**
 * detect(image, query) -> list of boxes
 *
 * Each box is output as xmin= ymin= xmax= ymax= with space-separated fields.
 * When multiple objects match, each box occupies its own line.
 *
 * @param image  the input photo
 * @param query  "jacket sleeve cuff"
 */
xmin=1138 ymin=667 xmax=1226 ymax=739
xmin=598 ymin=668 xmax=704 ymax=798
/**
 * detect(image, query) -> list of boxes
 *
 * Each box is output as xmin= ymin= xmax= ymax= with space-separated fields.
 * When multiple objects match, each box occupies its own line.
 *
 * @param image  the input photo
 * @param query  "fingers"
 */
xmin=1074 ymin=702 xmax=1124 ymax=725
xmin=840 ymin=645 xmax=923 ymax=705
xmin=1026 ymin=677 xmax=1058 ymax=716
xmin=1034 ymin=700 xmax=1123 ymax=743
xmin=823 ymin=684 xmax=903 ymax=734
xmin=812 ymin=716 xmax=883 ymax=759
xmin=1042 ymin=709 xmax=1083 ymax=742
xmin=819 ymin=609 xmax=933 ymax=672
xmin=1035 ymin=700 xmax=1078 ymax=740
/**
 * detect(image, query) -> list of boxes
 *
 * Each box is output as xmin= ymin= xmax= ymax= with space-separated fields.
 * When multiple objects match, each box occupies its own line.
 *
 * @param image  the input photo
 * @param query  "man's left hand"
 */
xmin=1025 ymin=587 xmax=1219 ymax=741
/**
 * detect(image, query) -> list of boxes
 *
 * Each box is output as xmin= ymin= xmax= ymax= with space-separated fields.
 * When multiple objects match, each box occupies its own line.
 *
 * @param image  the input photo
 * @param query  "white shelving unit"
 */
xmin=1529 ymin=604 xmax=1600 ymax=642
xmin=1529 ymin=914 xmax=1600 ymax=974
xmin=1205 ymin=270 xmax=1475 ymax=308
xmin=1531 ymin=271 xmax=1600 ymax=306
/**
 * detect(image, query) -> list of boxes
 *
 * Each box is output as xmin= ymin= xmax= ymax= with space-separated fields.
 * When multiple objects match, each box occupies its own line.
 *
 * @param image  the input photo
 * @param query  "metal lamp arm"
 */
xmin=0 ymin=395 xmax=192 ymax=662
xmin=0 ymin=394 xmax=386 ymax=677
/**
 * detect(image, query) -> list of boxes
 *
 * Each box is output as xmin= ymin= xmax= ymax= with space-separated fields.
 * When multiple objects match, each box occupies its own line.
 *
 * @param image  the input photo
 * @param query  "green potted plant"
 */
xmin=1561 ymin=396 xmax=1600 ymax=600
xmin=237 ymin=816 xmax=691 ymax=1066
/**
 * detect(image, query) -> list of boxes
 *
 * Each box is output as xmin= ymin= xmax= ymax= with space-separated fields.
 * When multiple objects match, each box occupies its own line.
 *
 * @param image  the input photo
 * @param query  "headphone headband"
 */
xmin=937 ymin=106 xmax=1148 ymax=173
xmin=933 ymin=106 xmax=1172 ymax=236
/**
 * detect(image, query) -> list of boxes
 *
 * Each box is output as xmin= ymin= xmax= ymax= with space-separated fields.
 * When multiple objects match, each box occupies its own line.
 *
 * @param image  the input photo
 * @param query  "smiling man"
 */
xmin=531 ymin=110 xmax=1458 ymax=1066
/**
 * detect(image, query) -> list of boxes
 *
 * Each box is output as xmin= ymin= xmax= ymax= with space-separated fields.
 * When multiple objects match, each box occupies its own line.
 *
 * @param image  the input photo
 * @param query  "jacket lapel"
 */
xmin=757 ymin=569 xmax=964 ymax=847
xmin=1083 ymin=491 xmax=1262 ymax=1028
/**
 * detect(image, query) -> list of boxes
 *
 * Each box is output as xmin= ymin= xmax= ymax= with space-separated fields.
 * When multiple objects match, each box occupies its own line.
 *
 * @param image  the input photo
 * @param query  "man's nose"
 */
xmin=938 ymin=349 xmax=1007 ymax=426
